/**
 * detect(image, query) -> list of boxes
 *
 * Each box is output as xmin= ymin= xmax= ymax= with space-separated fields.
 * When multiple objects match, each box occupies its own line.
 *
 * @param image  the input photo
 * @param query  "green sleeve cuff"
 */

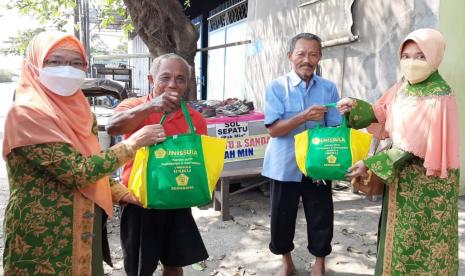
xmin=347 ymin=98 xmax=376 ymax=129
xmin=364 ymin=148 xmax=414 ymax=183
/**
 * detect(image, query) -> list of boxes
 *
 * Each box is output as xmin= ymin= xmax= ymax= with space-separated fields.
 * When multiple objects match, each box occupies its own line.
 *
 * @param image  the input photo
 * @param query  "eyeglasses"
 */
xmin=43 ymin=59 xmax=87 ymax=68
xmin=157 ymin=75 xmax=187 ymax=85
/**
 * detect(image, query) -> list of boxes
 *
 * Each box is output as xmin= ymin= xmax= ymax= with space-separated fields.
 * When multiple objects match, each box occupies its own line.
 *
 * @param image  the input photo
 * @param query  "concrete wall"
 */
xmin=245 ymin=0 xmax=439 ymax=107
xmin=438 ymin=1 xmax=465 ymax=195
xmin=245 ymin=0 xmax=464 ymax=193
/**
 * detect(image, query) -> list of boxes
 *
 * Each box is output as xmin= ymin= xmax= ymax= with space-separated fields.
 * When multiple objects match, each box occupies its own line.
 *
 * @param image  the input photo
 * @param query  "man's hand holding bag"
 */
xmin=294 ymin=103 xmax=373 ymax=181
xmin=128 ymin=101 xmax=227 ymax=209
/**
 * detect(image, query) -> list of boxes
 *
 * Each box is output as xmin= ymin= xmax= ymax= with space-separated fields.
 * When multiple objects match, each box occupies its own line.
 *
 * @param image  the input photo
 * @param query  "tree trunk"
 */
xmin=123 ymin=0 xmax=199 ymax=100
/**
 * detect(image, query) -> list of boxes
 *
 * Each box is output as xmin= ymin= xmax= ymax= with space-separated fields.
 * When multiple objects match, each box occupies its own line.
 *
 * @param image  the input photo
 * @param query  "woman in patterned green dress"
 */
xmin=2 ymin=32 xmax=178 ymax=275
xmin=337 ymin=28 xmax=461 ymax=275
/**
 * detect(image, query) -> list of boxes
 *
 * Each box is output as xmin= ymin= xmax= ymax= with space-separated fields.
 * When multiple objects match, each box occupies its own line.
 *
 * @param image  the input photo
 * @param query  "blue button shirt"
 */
xmin=262 ymin=71 xmax=341 ymax=182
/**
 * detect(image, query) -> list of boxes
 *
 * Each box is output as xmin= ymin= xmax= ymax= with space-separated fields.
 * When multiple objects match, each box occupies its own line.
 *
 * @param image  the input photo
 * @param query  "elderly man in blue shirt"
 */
xmin=262 ymin=33 xmax=340 ymax=276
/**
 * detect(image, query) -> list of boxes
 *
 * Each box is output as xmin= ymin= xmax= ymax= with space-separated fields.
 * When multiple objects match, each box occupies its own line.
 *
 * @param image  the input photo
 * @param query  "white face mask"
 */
xmin=37 ymin=66 xmax=86 ymax=96
xmin=400 ymin=59 xmax=435 ymax=84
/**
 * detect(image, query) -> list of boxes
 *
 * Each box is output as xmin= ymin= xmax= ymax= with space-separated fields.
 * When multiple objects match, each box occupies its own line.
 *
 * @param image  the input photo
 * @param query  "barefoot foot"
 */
xmin=311 ymin=256 xmax=325 ymax=276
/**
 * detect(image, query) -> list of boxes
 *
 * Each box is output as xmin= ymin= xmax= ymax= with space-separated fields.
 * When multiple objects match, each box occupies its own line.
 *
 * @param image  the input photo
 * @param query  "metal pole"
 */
xmin=78 ymin=0 xmax=87 ymax=65
xmin=84 ymin=0 xmax=91 ymax=70
xmin=74 ymin=0 xmax=80 ymax=39
xmin=196 ymin=39 xmax=251 ymax=52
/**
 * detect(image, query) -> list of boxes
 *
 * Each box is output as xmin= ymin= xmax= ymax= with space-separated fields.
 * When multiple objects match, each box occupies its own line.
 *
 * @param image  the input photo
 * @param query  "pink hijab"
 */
xmin=2 ymin=32 xmax=113 ymax=216
xmin=370 ymin=28 xmax=460 ymax=178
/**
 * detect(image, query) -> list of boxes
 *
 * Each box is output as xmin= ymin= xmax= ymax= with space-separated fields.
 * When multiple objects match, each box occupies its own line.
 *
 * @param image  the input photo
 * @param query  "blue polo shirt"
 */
xmin=262 ymin=71 xmax=341 ymax=182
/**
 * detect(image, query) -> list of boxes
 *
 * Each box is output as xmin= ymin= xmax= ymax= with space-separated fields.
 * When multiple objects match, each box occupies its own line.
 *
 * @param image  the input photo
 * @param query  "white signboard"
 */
xmin=224 ymin=134 xmax=271 ymax=163
xmin=215 ymin=121 xmax=249 ymax=139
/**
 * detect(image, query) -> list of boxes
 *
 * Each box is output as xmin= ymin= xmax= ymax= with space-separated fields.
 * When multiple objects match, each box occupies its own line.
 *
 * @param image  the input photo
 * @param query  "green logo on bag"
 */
xmin=155 ymin=148 xmax=166 ymax=158
xmin=321 ymin=137 xmax=345 ymax=143
xmin=312 ymin=137 xmax=345 ymax=145
xmin=327 ymin=155 xmax=337 ymax=164
xmin=167 ymin=149 xmax=198 ymax=156
xmin=176 ymin=173 xmax=189 ymax=186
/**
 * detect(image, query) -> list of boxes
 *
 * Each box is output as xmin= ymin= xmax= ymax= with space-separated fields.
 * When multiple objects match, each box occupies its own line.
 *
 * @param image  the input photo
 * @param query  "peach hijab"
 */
xmin=371 ymin=28 xmax=460 ymax=178
xmin=2 ymin=31 xmax=113 ymax=216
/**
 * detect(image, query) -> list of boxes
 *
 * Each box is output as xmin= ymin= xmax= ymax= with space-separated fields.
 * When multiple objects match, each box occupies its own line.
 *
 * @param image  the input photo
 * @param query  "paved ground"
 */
xmin=0 ymin=83 xmax=464 ymax=275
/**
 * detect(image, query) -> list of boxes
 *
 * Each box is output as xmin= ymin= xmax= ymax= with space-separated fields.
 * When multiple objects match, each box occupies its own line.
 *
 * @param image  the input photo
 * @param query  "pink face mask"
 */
xmin=400 ymin=59 xmax=435 ymax=84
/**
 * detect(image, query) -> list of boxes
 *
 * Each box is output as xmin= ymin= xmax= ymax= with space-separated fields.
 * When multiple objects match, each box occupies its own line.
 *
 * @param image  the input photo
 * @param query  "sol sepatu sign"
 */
xmin=224 ymin=134 xmax=270 ymax=163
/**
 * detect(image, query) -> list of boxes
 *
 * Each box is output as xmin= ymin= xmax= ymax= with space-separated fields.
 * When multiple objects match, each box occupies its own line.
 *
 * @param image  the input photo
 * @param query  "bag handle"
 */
xmin=324 ymin=102 xmax=385 ymax=152
xmin=323 ymin=103 xmax=347 ymax=128
xmin=324 ymin=102 xmax=386 ymax=151
xmin=159 ymin=101 xmax=196 ymax=134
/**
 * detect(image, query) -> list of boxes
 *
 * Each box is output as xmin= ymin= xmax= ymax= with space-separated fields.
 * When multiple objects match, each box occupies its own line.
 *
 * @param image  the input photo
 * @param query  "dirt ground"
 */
xmin=1 ymin=176 xmax=464 ymax=276
xmin=102 ymin=184 xmax=382 ymax=276
xmin=0 ymin=85 xmax=464 ymax=275
xmin=99 ymin=184 xmax=465 ymax=276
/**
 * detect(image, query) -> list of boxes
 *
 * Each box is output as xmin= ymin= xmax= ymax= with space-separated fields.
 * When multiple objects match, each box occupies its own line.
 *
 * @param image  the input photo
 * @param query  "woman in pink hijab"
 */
xmin=337 ymin=28 xmax=460 ymax=275
xmin=2 ymin=31 xmax=175 ymax=275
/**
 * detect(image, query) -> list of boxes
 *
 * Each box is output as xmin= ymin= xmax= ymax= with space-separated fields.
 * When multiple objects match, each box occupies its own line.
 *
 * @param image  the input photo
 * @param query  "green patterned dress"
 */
xmin=348 ymin=72 xmax=459 ymax=275
xmin=2 ymin=120 xmax=133 ymax=276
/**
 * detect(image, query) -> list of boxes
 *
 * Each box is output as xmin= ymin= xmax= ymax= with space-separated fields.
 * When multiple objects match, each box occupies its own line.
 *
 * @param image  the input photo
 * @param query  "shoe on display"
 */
xmin=201 ymin=106 xmax=216 ymax=118
xmin=242 ymin=99 xmax=254 ymax=111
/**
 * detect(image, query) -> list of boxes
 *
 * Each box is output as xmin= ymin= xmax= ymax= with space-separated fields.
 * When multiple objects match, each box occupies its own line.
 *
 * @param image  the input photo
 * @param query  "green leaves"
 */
xmin=2 ymin=0 xmax=196 ymax=56
xmin=99 ymin=0 xmax=132 ymax=35
xmin=0 ymin=27 xmax=46 ymax=56
xmin=11 ymin=0 xmax=75 ymax=26
xmin=4 ymin=0 xmax=134 ymax=50
xmin=8 ymin=0 xmax=133 ymax=35
xmin=122 ymin=21 xmax=133 ymax=34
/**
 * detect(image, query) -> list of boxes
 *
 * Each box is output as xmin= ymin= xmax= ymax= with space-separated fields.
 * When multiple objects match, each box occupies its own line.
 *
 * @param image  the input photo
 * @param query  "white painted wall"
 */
xmin=245 ymin=0 xmax=440 ymax=110
xmin=129 ymin=36 xmax=151 ymax=96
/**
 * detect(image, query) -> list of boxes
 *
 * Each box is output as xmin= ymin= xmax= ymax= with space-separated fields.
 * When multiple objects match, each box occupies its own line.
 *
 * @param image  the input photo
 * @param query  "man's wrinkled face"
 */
xmin=152 ymin=58 xmax=189 ymax=97
xmin=288 ymin=39 xmax=321 ymax=82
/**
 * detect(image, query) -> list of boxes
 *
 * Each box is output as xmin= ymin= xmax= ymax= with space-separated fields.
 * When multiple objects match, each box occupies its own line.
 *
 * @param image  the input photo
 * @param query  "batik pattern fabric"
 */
xmin=375 ymin=159 xmax=459 ymax=275
xmin=403 ymin=71 xmax=451 ymax=97
xmin=364 ymin=148 xmax=413 ymax=183
xmin=348 ymin=98 xmax=459 ymax=276
xmin=3 ymin=140 xmax=133 ymax=276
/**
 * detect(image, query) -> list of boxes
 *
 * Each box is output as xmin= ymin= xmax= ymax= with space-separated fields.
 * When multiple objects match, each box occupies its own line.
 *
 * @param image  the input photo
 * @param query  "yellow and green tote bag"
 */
xmin=128 ymin=101 xmax=227 ymax=209
xmin=294 ymin=103 xmax=372 ymax=180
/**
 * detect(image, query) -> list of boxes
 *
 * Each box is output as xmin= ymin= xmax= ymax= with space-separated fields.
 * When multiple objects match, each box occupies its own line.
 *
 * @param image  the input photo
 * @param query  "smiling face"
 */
xmin=288 ymin=38 xmax=322 ymax=82
xmin=151 ymin=58 xmax=189 ymax=97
